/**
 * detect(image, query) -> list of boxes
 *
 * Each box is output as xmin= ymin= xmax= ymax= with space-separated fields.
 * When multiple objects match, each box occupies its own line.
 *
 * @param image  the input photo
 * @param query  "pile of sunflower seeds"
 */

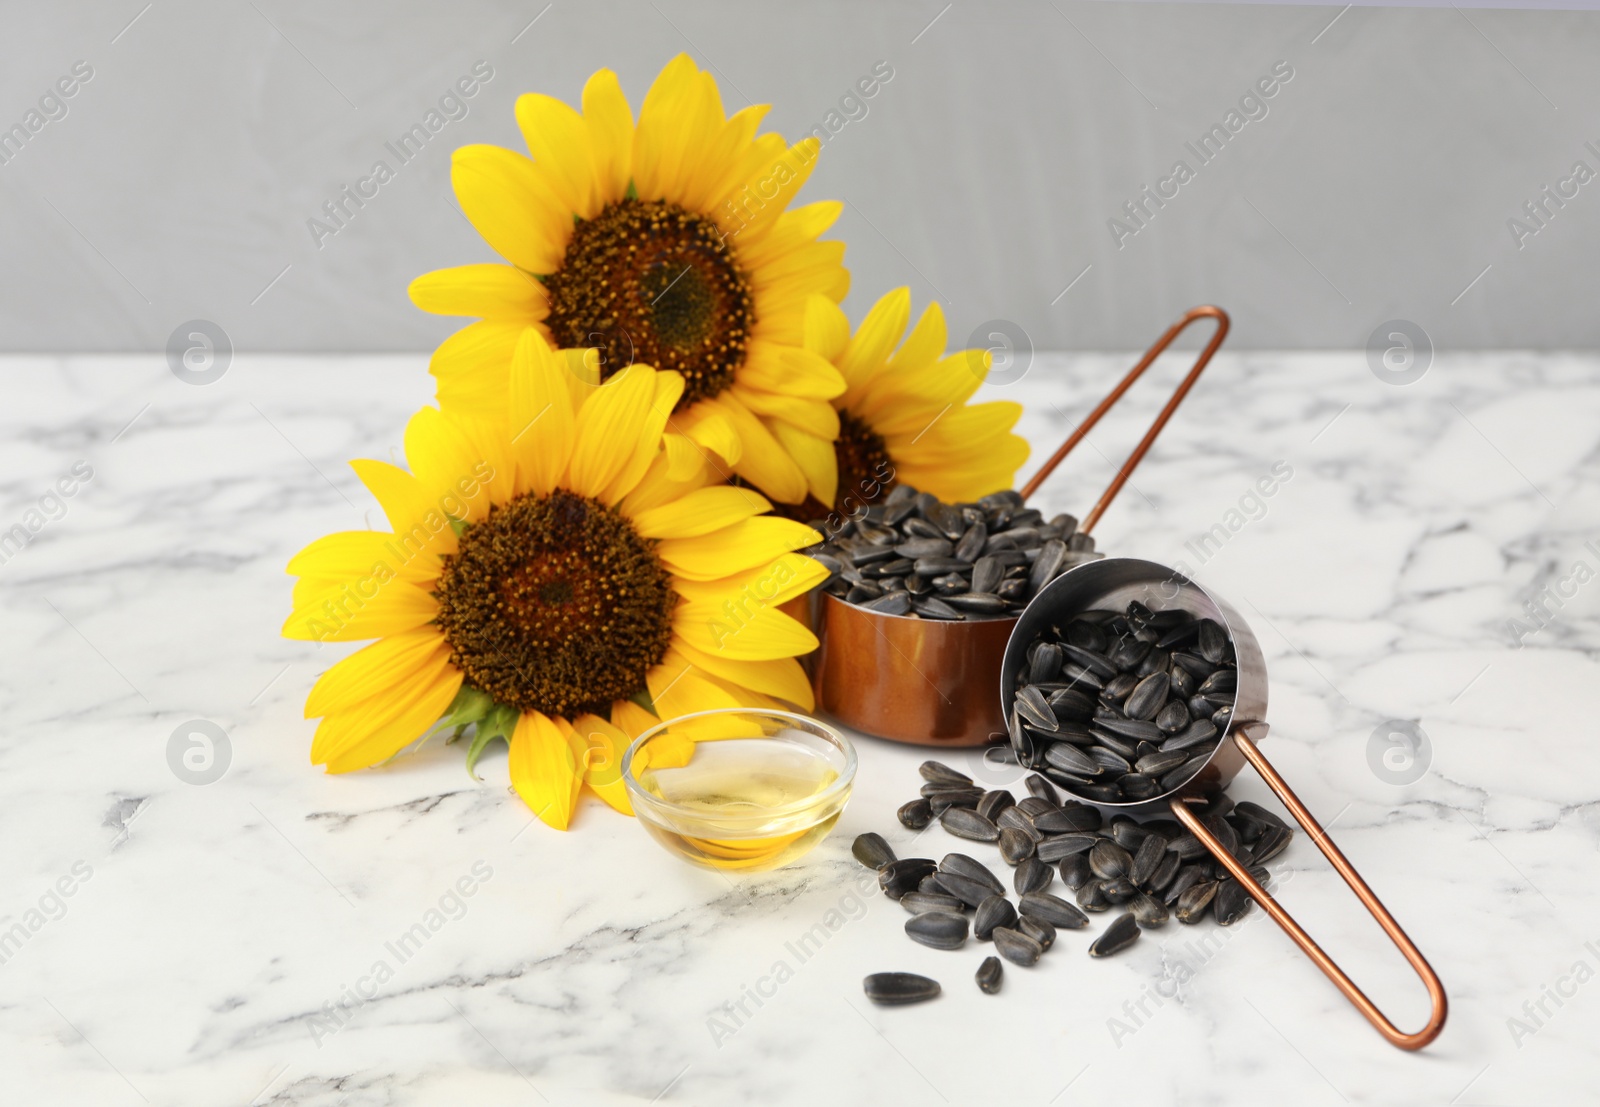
xmin=858 ymin=760 xmax=1293 ymax=1003
xmin=1008 ymin=601 xmax=1238 ymax=803
xmin=811 ymin=485 xmax=1102 ymax=620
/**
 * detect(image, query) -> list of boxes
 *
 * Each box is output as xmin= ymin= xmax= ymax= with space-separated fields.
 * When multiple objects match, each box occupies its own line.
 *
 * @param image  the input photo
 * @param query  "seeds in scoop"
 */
xmin=897 ymin=798 xmax=934 ymax=830
xmin=941 ymin=807 xmax=1000 ymax=842
xmin=993 ymin=926 xmax=1044 ymax=967
xmin=976 ymin=956 xmax=1004 ymax=994
xmin=974 ymin=895 xmax=1018 ymax=940
xmin=1029 ymin=642 xmax=1063 ymax=684
xmin=900 ymin=891 xmax=965 ymax=915
xmin=1044 ymin=743 xmax=1100 ymax=776
xmin=879 ymin=858 xmax=938 ymax=899
xmin=1014 ymin=857 xmax=1053 ymax=896
xmin=1017 ymin=892 xmax=1090 ymax=929
xmin=864 ymin=972 xmax=941 ymax=1005
xmin=1124 ymin=672 xmax=1171 ymax=721
xmin=853 ymin=833 xmax=896 ymax=869
xmin=1155 ymin=701 xmax=1190 ymax=733
xmin=1015 ymin=686 xmax=1058 ymax=731
xmin=1175 ymin=881 xmax=1217 ymax=923
xmin=998 ymin=828 xmax=1036 ymax=865
xmin=1088 ymin=912 xmax=1141 ymax=957
xmin=906 ymin=911 xmax=970 ymax=950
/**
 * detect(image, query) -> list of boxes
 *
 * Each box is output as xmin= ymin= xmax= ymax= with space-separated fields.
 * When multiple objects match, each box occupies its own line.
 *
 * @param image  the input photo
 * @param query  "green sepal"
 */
xmin=625 ymin=179 xmax=638 ymax=200
xmin=449 ymin=516 xmax=470 ymax=537
xmin=440 ymin=685 xmax=495 ymax=731
xmin=466 ymin=703 xmax=520 ymax=781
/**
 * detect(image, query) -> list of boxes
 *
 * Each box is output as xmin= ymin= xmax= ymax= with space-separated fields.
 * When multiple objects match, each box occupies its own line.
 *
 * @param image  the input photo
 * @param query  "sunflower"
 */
xmin=799 ymin=288 xmax=1030 ymax=516
xmin=409 ymin=54 xmax=850 ymax=507
xmin=282 ymin=329 xmax=827 ymax=829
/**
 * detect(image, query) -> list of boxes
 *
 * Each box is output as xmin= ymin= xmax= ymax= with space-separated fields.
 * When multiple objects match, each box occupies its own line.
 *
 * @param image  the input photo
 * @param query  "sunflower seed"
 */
xmin=853 ymin=833 xmax=896 ymax=869
xmin=996 ymin=806 xmax=1043 ymax=842
xmin=1029 ymin=642 xmax=1063 ymax=684
xmin=897 ymin=798 xmax=934 ymax=830
xmin=906 ymin=910 xmax=970 ymax=950
xmin=939 ymin=853 xmax=1004 ymax=895
xmin=1034 ymin=804 xmax=1100 ymax=834
xmin=1163 ymin=720 xmax=1217 ymax=752
xmin=1058 ymin=854 xmax=1093 ymax=891
xmin=1017 ymin=891 xmax=1090 ymax=929
xmin=900 ymin=891 xmax=966 ymax=915
xmin=1164 ymin=864 xmax=1208 ymax=905
xmin=934 ymin=872 xmax=996 ymax=909
xmin=863 ymin=591 xmax=912 ymax=615
xmin=1214 ymin=878 xmax=1253 ymax=925
xmin=896 ymin=537 xmax=952 ymax=559
xmin=1044 ymin=742 xmax=1101 ymax=776
xmin=1096 ymin=717 xmax=1163 ymax=742
xmin=974 ymin=895 xmax=1018 ymax=940
xmin=999 ymin=827 xmax=1036 ymax=865
xmin=1102 ymin=878 xmax=1138 ymax=904
xmin=976 ymin=955 xmax=1004 ymax=994
xmin=1198 ymin=668 xmax=1237 ymax=696
xmin=1197 ymin=619 xmax=1228 ymax=664
xmin=1128 ymin=834 xmax=1168 ymax=885
xmin=1015 ymin=686 xmax=1058 ymax=731
xmin=1014 ymin=857 xmax=1054 ymax=896
xmin=941 ymin=807 xmax=1000 ymax=842
xmin=1024 ymin=774 xmax=1060 ymax=805
xmin=1088 ymin=912 xmax=1141 ymax=957
xmin=1013 ymin=915 xmax=1055 ymax=952
xmin=846 ymin=583 xmax=883 ymax=604
xmin=1135 ymin=750 xmax=1189 ymax=777
xmin=1060 ymin=643 xmax=1118 ymax=679
xmin=1155 ymin=700 xmax=1190 ymax=733
xmin=1128 ymin=892 xmax=1169 ymax=927
xmin=1145 ymin=850 xmax=1181 ymax=895
xmin=992 ymin=926 xmax=1044 ymax=967
xmin=929 ymin=788 xmax=985 ymax=814
xmin=1076 ymin=878 xmax=1111 ymax=912
xmin=879 ymin=858 xmax=938 ymax=899
xmin=1124 ymin=671 xmax=1171 ymax=721
xmin=977 ymin=789 xmax=1016 ymax=822
xmin=1233 ymin=800 xmax=1287 ymax=832
xmin=864 ymin=971 xmax=941 ymax=1005
xmin=1089 ymin=841 xmax=1133 ymax=881
xmin=1175 ymin=880 xmax=1217 ymax=923
xmin=1029 ymin=539 xmax=1068 ymax=593
xmin=1036 ymin=833 xmax=1098 ymax=863
xmin=1253 ymin=824 xmax=1293 ymax=864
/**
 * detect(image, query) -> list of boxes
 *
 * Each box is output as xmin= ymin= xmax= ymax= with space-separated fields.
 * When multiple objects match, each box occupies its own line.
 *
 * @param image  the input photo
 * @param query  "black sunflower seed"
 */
xmin=879 ymin=858 xmax=938 ymax=899
xmin=1145 ymin=850 xmax=1181 ymax=895
xmin=1036 ymin=833 xmax=1099 ymax=863
xmin=906 ymin=910 xmax=969 ymax=950
xmin=1015 ymin=686 xmax=1058 ymax=731
xmin=1044 ymin=742 xmax=1101 ymax=777
xmin=976 ymin=955 xmax=1004 ymax=994
xmin=1034 ymin=804 xmax=1100 ymax=834
xmin=1076 ymin=878 xmax=1111 ymax=911
xmin=1089 ymin=840 xmax=1133 ymax=881
xmin=1017 ymin=891 xmax=1090 ymax=929
xmin=939 ymin=853 xmax=1004 ymax=894
xmin=864 ymin=972 xmax=941 ymax=1005
xmin=1024 ymin=774 xmax=1060 ymax=805
xmin=853 ymin=833 xmax=896 ymax=869
xmin=863 ymin=591 xmax=912 ymax=615
xmin=1014 ymin=857 xmax=1054 ymax=896
xmin=1102 ymin=878 xmax=1138 ymax=903
xmin=1058 ymin=854 xmax=1093 ymax=891
xmin=974 ymin=895 xmax=1018 ymax=940
xmin=999 ymin=827 xmax=1036 ymax=865
xmin=1214 ymin=878 xmax=1253 ymax=925
xmin=1016 ymin=914 xmax=1056 ymax=951
xmin=941 ymin=807 xmax=1000 ymax=842
xmin=934 ymin=871 xmax=996 ymax=909
xmin=946 ymin=591 xmax=1009 ymax=614
xmin=1253 ymin=824 xmax=1293 ymax=864
xmin=900 ymin=891 xmax=965 ymax=915
xmin=1128 ymin=892 xmax=1169 ymax=927
xmin=1197 ymin=619 xmax=1227 ymax=664
xmin=992 ymin=926 xmax=1044 ymax=967
xmin=1128 ymin=834 xmax=1168 ymax=886
xmin=977 ymin=789 xmax=1016 ymax=822
xmin=1088 ymin=911 xmax=1141 ymax=957
xmin=1124 ymin=671 xmax=1171 ymax=721
xmin=1175 ymin=880 xmax=1217 ymax=923
xmin=897 ymin=798 xmax=934 ymax=830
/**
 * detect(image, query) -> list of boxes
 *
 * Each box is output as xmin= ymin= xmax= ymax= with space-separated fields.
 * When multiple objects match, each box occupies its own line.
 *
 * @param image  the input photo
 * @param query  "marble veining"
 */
xmin=0 ymin=350 xmax=1596 ymax=1105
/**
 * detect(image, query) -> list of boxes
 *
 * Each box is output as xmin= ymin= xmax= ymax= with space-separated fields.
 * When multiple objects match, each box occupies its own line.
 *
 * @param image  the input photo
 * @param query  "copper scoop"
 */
xmin=999 ymin=556 xmax=1449 ymax=1050
xmin=812 ymin=306 xmax=1230 ymax=746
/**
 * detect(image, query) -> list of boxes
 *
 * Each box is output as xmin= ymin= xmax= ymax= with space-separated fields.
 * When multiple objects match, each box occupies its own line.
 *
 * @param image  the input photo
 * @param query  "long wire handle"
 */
xmin=1168 ymin=728 xmax=1449 ymax=1050
xmin=1019 ymin=305 xmax=1229 ymax=533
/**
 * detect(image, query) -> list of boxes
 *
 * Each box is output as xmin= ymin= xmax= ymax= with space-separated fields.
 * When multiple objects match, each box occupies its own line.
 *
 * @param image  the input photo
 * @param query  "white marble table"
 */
xmin=2 ymin=349 xmax=1596 ymax=1105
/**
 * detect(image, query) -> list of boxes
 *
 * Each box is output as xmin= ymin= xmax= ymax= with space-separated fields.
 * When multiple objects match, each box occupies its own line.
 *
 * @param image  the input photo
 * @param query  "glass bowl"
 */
xmin=622 ymin=708 xmax=857 ymax=872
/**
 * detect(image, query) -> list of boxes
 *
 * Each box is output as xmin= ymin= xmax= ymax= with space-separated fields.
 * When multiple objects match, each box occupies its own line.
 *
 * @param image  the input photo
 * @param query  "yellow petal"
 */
xmin=838 ymin=287 xmax=911 ymax=392
xmin=696 ymin=395 xmax=807 ymax=504
xmin=283 ymin=578 xmax=439 ymax=642
xmin=304 ymin=630 xmax=447 ymax=718
xmin=670 ymin=552 xmax=830 ymax=608
xmin=634 ymin=55 xmax=724 ymax=207
xmin=408 ymin=264 xmax=548 ymax=320
xmin=662 ymin=433 xmax=707 ymax=482
xmin=403 ymin=407 xmax=498 ymax=524
xmin=630 ymin=485 xmax=771 ymax=539
xmin=286 ymin=531 xmax=437 ymax=584
xmin=675 ymin=602 xmax=819 ymax=660
xmin=738 ymin=340 xmax=846 ymax=400
xmin=450 ymin=144 xmax=568 ymax=273
xmin=350 ymin=459 xmax=461 ymax=556
xmin=657 ymin=516 xmax=821 ymax=581
xmin=515 ymin=92 xmax=600 ymax=219
xmin=802 ymin=294 xmax=851 ymax=362
xmin=583 ymin=69 xmax=634 ymax=206
xmin=509 ymin=712 xmax=587 ymax=830
xmin=429 ymin=319 xmax=527 ymax=416
xmin=611 ymin=698 xmax=660 ymax=741
xmin=315 ymin=662 xmax=460 ymax=772
xmin=568 ymin=363 xmax=659 ymax=499
xmin=599 ymin=371 xmax=686 ymax=505
xmin=573 ymin=713 xmax=633 ymax=815
xmin=508 ymin=327 xmax=576 ymax=496
xmin=672 ymin=641 xmax=814 ymax=712
xmin=769 ymin=422 xmax=838 ymax=507
xmin=671 ymin=406 xmax=743 ymax=467
xmin=731 ymin=385 xmax=839 ymax=440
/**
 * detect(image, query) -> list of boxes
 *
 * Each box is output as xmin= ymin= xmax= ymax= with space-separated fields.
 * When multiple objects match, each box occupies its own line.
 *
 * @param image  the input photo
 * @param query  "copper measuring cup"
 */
xmin=1000 ymin=556 xmax=1449 ymax=1050
xmin=813 ymin=306 xmax=1231 ymax=746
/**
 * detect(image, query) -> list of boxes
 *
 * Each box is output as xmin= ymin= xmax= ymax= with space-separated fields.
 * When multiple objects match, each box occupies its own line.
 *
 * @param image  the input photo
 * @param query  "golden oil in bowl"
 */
xmin=623 ymin=709 xmax=856 ymax=872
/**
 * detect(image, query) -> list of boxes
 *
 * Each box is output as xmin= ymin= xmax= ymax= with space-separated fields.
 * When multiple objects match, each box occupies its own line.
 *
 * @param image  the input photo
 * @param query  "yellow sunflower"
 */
xmin=282 ymin=329 xmax=826 ymax=829
xmin=409 ymin=54 xmax=850 ymax=507
xmin=799 ymin=287 xmax=1030 ymax=515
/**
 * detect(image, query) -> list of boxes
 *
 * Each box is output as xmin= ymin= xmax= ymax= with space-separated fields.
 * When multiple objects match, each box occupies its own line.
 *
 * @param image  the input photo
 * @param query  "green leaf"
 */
xmin=466 ymin=704 xmax=519 ymax=781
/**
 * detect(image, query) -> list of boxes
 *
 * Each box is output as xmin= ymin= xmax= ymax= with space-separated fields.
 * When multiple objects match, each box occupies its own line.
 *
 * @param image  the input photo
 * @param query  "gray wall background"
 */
xmin=2 ymin=0 xmax=1598 ymax=353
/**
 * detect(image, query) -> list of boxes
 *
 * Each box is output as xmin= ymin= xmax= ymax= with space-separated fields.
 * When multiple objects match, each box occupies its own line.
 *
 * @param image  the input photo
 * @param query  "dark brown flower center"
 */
xmin=767 ymin=411 xmax=898 ymax=523
xmin=433 ymin=490 xmax=677 ymax=718
xmin=543 ymin=199 xmax=753 ymax=409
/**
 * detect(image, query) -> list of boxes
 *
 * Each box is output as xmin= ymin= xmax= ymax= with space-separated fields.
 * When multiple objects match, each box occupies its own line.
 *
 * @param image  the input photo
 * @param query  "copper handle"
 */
xmin=1019 ymin=305 xmax=1230 ymax=533
xmin=1169 ymin=728 xmax=1449 ymax=1051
